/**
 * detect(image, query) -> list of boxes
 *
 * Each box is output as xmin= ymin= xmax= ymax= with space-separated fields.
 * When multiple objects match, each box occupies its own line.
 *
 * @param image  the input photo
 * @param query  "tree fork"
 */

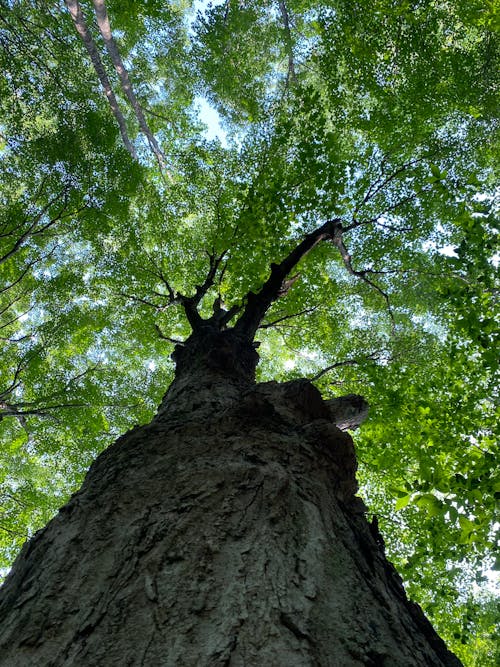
xmin=159 ymin=220 xmax=343 ymax=339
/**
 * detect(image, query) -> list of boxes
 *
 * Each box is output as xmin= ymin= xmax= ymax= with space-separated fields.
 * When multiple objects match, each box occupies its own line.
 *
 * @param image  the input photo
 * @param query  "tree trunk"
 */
xmin=65 ymin=0 xmax=137 ymax=159
xmin=0 ymin=330 xmax=461 ymax=666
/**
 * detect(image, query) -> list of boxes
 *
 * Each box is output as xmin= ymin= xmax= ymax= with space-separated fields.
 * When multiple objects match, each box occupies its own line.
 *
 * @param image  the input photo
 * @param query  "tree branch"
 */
xmin=259 ymin=306 xmax=318 ymax=329
xmin=182 ymin=250 xmax=227 ymax=329
xmin=0 ymin=402 xmax=88 ymax=420
xmin=234 ymin=218 xmax=341 ymax=339
xmin=0 ymin=305 xmax=35 ymax=332
xmin=345 ymin=185 xmax=433 ymax=232
xmin=117 ymin=292 xmax=169 ymax=310
xmin=356 ymin=155 xmax=424 ymax=213
xmin=310 ymin=352 xmax=381 ymax=382
xmin=122 ymin=250 xmax=230 ymax=333
xmin=155 ymin=324 xmax=184 ymax=346
xmin=331 ymin=225 xmax=395 ymax=326
xmin=0 ymin=523 xmax=27 ymax=538
xmin=0 ymin=186 xmax=69 ymax=264
xmin=0 ymin=244 xmax=59 ymax=297
xmin=0 ymin=353 xmax=32 ymax=401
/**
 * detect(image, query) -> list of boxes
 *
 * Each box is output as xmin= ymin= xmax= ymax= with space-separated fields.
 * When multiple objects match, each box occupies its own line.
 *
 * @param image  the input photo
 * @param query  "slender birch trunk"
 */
xmin=65 ymin=0 xmax=137 ymax=159
xmin=91 ymin=0 xmax=167 ymax=173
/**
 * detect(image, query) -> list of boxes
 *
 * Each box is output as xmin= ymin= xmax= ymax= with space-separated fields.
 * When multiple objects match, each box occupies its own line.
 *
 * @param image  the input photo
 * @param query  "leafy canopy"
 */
xmin=0 ymin=0 xmax=498 ymax=663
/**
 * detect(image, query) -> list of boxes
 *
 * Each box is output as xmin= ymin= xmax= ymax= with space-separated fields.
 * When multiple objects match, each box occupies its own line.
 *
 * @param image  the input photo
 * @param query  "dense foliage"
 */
xmin=0 ymin=1 xmax=498 ymax=663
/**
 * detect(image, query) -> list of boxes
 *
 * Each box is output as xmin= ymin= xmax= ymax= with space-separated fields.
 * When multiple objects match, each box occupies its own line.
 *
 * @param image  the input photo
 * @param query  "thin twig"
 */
xmin=259 ymin=306 xmax=318 ymax=329
xmin=331 ymin=225 xmax=395 ymax=327
xmin=310 ymin=352 xmax=381 ymax=382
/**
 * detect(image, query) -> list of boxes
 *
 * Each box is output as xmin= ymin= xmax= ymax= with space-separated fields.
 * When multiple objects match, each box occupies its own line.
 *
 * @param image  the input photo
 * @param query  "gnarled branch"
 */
xmin=235 ymin=218 xmax=342 ymax=339
xmin=326 ymin=394 xmax=369 ymax=431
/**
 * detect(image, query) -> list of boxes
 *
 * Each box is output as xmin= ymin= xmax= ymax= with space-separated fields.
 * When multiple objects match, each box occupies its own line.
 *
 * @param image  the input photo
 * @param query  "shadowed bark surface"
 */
xmin=0 ymin=331 xmax=461 ymax=666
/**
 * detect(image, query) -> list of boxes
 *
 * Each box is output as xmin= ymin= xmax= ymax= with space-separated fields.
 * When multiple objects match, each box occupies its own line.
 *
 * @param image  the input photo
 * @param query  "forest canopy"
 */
xmin=0 ymin=0 xmax=498 ymax=664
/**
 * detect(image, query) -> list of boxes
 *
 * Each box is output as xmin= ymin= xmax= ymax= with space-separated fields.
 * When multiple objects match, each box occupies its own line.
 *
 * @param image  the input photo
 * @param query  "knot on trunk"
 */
xmin=256 ymin=379 xmax=330 ymax=423
xmin=256 ymin=381 xmax=368 ymax=431
xmin=325 ymin=394 xmax=369 ymax=431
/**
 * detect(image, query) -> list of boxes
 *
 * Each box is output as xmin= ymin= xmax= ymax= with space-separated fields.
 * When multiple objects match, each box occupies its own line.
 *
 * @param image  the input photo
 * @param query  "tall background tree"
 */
xmin=0 ymin=0 xmax=498 ymax=664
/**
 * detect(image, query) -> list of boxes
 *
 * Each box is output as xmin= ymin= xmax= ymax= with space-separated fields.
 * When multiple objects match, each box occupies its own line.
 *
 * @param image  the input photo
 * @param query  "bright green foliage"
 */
xmin=0 ymin=0 xmax=498 ymax=662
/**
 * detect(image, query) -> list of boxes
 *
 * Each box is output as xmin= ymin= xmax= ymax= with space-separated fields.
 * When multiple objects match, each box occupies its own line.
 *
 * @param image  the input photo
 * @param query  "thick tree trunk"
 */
xmin=0 ymin=331 xmax=461 ymax=666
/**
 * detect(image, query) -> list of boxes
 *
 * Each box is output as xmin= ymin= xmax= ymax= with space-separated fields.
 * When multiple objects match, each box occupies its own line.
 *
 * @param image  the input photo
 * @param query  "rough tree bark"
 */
xmin=0 ymin=223 xmax=462 ymax=666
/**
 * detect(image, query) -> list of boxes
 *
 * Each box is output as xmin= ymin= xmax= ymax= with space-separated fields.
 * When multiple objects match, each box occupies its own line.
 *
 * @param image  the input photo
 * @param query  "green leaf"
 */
xmin=395 ymin=494 xmax=412 ymax=511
